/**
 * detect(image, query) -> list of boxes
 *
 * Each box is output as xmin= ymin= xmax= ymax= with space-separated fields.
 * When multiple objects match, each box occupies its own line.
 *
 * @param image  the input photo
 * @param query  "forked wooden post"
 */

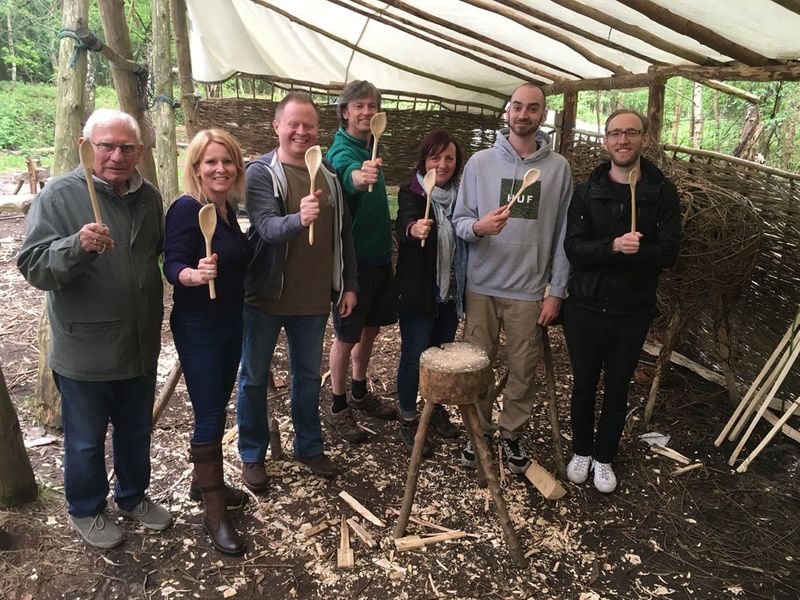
xmin=392 ymin=342 xmax=527 ymax=568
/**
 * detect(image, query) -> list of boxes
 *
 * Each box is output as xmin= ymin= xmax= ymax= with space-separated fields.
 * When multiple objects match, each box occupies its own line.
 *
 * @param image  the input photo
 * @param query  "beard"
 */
xmin=509 ymin=118 xmax=539 ymax=138
xmin=609 ymin=147 xmax=642 ymax=168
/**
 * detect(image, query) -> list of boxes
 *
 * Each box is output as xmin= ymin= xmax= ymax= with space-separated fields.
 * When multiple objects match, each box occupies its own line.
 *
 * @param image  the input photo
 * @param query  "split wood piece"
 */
xmin=388 ymin=509 xmax=456 ymax=533
xmin=736 ymin=396 xmax=800 ymax=473
xmin=394 ymin=530 xmax=467 ymax=552
xmin=524 ymin=460 xmax=567 ymax=500
xmin=304 ymin=145 xmax=322 ymax=245
xmin=346 ymin=518 xmax=377 ymax=548
xmin=78 ymin=141 xmax=104 ymax=225
xmin=505 ymin=168 xmax=540 ymax=212
xmin=728 ymin=340 xmax=800 ymax=465
xmin=367 ymin=112 xmax=387 ymax=192
xmin=628 ymin=166 xmax=639 ymax=233
xmin=337 ymin=515 xmax=354 ymax=568
xmin=541 ymin=327 xmax=567 ymax=479
xmin=198 ymin=203 xmax=217 ymax=299
xmin=671 ymin=462 xmax=703 ymax=476
xmin=420 ymin=168 xmax=436 ymax=248
xmin=650 ymin=445 xmax=691 ymax=465
xmin=338 ymin=491 xmax=386 ymax=528
xmin=301 ymin=517 xmax=338 ymax=540
xmin=717 ymin=318 xmax=800 ymax=444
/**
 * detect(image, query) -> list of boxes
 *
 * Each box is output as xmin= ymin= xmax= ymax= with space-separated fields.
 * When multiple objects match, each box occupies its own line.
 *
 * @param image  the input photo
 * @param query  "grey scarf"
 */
xmin=417 ymin=172 xmax=457 ymax=301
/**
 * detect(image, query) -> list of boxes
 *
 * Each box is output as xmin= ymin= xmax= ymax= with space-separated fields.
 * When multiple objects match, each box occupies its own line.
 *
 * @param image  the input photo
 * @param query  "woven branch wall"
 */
xmin=196 ymin=98 xmax=501 ymax=186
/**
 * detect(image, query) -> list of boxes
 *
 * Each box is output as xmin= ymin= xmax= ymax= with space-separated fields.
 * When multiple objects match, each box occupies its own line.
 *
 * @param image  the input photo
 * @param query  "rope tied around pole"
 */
xmin=153 ymin=95 xmax=181 ymax=109
xmin=58 ymin=28 xmax=99 ymax=69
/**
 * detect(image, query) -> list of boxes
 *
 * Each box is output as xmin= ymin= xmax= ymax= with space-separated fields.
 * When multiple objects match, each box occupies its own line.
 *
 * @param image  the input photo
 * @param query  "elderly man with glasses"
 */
xmin=18 ymin=108 xmax=171 ymax=548
xmin=562 ymin=109 xmax=682 ymax=493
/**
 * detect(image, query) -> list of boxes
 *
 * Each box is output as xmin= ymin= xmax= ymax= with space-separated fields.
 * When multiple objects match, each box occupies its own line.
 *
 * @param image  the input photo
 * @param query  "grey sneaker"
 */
xmin=500 ymin=437 xmax=532 ymax=474
xmin=326 ymin=406 xmax=368 ymax=444
xmin=68 ymin=512 xmax=123 ymax=549
xmin=348 ymin=391 xmax=398 ymax=420
xmin=115 ymin=496 xmax=173 ymax=531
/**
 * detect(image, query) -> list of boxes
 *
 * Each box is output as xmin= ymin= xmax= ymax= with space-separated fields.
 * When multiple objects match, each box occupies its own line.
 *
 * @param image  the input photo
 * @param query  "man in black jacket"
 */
xmin=563 ymin=109 xmax=682 ymax=493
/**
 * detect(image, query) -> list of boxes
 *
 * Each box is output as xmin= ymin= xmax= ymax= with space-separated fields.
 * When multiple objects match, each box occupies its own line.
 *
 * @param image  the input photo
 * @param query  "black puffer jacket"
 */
xmin=564 ymin=157 xmax=682 ymax=314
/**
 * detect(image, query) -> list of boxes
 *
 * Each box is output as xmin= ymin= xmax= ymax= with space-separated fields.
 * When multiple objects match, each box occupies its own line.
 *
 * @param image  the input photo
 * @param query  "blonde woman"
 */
xmin=163 ymin=129 xmax=252 ymax=556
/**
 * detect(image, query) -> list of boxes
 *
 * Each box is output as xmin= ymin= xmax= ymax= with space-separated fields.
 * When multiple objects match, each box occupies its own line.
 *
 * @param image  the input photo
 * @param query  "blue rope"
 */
xmin=58 ymin=29 xmax=96 ymax=69
xmin=153 ymin=95 xmax=181 ymax=109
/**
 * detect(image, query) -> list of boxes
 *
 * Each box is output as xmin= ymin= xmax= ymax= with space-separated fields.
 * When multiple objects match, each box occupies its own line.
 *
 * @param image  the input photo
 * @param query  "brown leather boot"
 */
xmin=191 ymin=441 xmax=246 ymax=556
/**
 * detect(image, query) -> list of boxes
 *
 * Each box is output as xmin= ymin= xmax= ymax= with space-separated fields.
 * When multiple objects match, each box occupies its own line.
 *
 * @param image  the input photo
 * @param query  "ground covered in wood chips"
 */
xmin=0 ymin=207 xmax=799 ymax=599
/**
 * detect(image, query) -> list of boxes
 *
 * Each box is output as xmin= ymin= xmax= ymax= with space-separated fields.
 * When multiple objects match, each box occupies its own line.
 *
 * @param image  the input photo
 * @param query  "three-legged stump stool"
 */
xmin=392 ymin=342 xmax=527 ymax=568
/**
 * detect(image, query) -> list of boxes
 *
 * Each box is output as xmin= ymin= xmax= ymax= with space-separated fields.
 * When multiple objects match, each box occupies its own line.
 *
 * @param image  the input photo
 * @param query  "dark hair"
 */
xmin=415 ymin=129 xmax=464 ymax=186
xmin=275 ymin=91 xmax=317 ymax=121
xmin=604 ymin=109 xmax=649 ymax=134
xmin=337 ymin=80 xmax=381 ymax=127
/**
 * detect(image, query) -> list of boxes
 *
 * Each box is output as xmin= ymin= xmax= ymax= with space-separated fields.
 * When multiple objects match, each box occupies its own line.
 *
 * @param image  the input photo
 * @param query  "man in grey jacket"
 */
xmin=237 ymin=92 xmax=358 ymax=489
xmin=452 ymin=84 xmax=572 ymax=474
xmin=17 ymin=108 xmax=171 ymax=549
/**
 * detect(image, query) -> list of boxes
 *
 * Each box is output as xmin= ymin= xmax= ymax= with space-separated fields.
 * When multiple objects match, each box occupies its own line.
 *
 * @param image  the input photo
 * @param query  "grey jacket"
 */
xmin=17 ymin=167 xmax=164 ymax=381
xmin=243 ymin=150 xmax=358 ymax=304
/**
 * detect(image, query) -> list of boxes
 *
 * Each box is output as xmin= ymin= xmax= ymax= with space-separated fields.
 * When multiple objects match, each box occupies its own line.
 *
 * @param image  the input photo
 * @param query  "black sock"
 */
xmin=331 ymin=393 xmax=348 ymax=413
xmin=351 ymin=378 xmax=367 ymax=399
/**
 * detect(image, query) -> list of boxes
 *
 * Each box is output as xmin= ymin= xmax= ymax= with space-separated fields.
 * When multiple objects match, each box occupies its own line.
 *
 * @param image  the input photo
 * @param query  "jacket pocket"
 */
xmin=68 ymin=319 xmax=125 ymax=335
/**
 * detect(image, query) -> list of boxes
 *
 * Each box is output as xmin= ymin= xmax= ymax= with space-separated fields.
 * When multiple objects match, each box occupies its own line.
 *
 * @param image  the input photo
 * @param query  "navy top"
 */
xmin=163 ymin=195 xmax=252 ymax=316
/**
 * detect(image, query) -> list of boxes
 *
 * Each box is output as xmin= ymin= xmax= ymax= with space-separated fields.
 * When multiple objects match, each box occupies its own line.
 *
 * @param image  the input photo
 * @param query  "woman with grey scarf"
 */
xmin=394 ymin=129 xmax=467 ymax=457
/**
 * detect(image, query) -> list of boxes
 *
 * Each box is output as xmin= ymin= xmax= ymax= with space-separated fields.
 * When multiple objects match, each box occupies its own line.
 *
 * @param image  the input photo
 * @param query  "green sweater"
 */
xmin=326 ymin=128 xmax=392 ymax=264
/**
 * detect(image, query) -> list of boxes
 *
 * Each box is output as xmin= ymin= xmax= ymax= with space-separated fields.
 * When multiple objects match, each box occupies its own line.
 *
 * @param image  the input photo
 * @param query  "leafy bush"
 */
xmin=0 ymin=81 xmax=57 ymax=151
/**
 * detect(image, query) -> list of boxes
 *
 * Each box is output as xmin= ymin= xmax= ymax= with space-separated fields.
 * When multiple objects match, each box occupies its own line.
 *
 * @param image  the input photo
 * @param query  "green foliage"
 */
xmin=0 ymin=81 xmax=57 ymax=150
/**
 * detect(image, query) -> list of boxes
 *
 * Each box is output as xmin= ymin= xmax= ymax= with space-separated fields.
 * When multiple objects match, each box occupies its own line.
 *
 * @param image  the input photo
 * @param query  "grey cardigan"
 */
xmin=243 ymin=150 xmax=358 ymax=303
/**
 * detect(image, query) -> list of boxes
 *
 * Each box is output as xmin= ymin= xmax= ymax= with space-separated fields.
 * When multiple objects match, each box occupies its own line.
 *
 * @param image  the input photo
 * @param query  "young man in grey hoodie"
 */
xmin=452 ymin=83 xmax=572 ymax=473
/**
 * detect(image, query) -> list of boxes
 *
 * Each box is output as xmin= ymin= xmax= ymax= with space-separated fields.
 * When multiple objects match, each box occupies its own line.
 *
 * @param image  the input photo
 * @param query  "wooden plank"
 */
xmin=337 ymin=515 xmax=354 ymax=568
xmin=394 ymin=530 xmax=467 ymax=552
xmin=523 ymin=460 xmax=567 ymax=500
xmin=346 ymin=518 xmax=377 ymax=548
xmin=339 ymin=491 xmax=386 ymax=528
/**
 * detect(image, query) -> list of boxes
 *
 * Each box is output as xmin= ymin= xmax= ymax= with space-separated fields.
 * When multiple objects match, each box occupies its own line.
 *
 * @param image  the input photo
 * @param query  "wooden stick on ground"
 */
xmin=394 ymin=530 xmax=467 ymax=552
xmin=346 ymin=518 xmax=377 ymax=548
xmin=151 ymin=360 xmax=183 ymax=425
xmin=337 ymin=515 xmax=354 ymax=568
xmin=339 ymin=491 xmax=386 ymax=528
xmin=650 ymin=445 xmax=691 ymax=465
xmin=671 ymin=463 xmax=703 ymax=476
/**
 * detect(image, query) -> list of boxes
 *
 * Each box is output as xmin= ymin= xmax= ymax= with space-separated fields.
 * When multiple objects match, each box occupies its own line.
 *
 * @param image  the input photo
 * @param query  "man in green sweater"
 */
xmin=325 ymin=80 xmax=397 ymax=443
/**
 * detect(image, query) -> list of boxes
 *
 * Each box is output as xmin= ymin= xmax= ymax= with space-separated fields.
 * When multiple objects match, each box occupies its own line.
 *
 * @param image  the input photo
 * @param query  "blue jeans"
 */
xmin=237 ymin=305 xmax=328 ymax=460
xmin=54 ymin=371 xmax=156 ymax=517
xmin=397 ymin=302 xmax=459 ymax=417
xmin=170 ymin=310 xmax=243 ymax=443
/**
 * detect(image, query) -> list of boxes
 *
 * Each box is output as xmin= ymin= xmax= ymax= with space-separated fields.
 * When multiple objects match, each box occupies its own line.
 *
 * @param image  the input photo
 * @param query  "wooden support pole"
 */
xmin=152 ymin=0 xmax=179 ymax=205
xmin=647 ymin=76 xmax=666 ymax=144
xmin=53 ymin=0 xmax=89 ymax=176
xmin=736 ymin=397 xmax=800 ymax=472
xmin=559 ymin=91 xmax=578 ymax=158
xmin=96 ymin=0 xmax=159 ymax=188
xmin=151 ymin=361 xmax=183 ymax=426
xmin=541 ymin=327 xmax=566 ymax=479
xmin=171 ymin=0 xmax=198 ymax=139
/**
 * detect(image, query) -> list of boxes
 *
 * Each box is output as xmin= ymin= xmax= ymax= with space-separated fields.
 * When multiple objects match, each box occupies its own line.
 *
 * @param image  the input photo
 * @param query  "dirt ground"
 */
xmin=0 ymin=195 xmax=798 ymax=599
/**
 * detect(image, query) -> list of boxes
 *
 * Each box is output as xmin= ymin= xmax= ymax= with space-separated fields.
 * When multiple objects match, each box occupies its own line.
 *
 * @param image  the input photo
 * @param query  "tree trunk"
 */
xmin=152 ymin=0 xmax=178 ymax=206
xmin=0 ymin=364 xmax=38 ymax=507
xmin=713 ymin=89 xmax=721 ymax=152
xmin=783 ymin=113 xmax=796 ymax=169
xmin=53 ymin=0 xmax=90 ymax=177
xmin=691 ymin=80 xmax=703 ymax=148
xmin=5 ymin=8 xmax=16 ymax=82
xmin=733 ymin=105 xmax=763 ymax=160
xmin=34 ymin=301 xmax=61 ymax=430
xmin=97 ymin=0 xmax=159 ymax=188
xmin=171 ymin=0 xmax=198 ymax=139
xmin=671 ymin=78 xmax=682 ymax=145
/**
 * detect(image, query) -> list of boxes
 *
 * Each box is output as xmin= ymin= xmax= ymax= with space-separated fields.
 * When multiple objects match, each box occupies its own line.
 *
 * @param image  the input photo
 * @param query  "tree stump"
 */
xmin=0 ymin=364 xmax=38 ymax=507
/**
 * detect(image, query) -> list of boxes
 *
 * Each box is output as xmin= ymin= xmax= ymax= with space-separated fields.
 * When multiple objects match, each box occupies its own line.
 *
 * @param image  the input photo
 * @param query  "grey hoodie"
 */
xmin=452 ymin=128 xmax=572 ymax=301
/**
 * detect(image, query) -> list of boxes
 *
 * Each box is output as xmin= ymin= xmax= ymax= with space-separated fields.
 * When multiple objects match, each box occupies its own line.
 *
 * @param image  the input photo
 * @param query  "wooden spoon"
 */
xmin=198 ymin=203 xmax=217 ymax=300
xmin=505 ymin=168 xmax=541 ymax=212
xmin=367 ymin=112 xmax=387 ymax=192
xmin=420 ymin=168 xmax=437 ymax=248
xmin=78 ymin=140 xmax=104 ymax=224
xmin=304 ymin=145 xmax=322 ymax=246
xmin=629 ymin=166 xmax=639 ymax=233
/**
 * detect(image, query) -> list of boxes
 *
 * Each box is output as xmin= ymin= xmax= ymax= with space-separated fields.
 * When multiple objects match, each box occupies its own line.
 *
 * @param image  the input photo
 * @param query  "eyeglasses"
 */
xmin=606 ymin=129 xmax=643 ymax=139
xmin=91 ymin=141 xmax=139 ymax=155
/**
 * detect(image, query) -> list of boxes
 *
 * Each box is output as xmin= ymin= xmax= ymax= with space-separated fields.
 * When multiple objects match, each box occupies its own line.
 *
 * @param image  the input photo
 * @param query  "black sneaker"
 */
xmin=460 ymin=434 xmax=494 ymax=469
xmin=399 ymin=419 xmax=433 ymax=458
xmin=429 ymin=405 xmax=459 ymax=439
xmin=500 ymin=437 xmax=531 ymax=474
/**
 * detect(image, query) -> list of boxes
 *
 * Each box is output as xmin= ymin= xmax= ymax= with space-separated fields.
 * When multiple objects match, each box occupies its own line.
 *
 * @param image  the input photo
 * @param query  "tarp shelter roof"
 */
xmin=185 ymin=0 xmax=800 ymax=110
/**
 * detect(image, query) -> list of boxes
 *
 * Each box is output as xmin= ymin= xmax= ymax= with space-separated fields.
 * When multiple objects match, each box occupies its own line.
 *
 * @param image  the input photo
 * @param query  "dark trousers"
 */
xmin=396 ymin=302 xmax=459 ymax=417
xmin=54 ymin=371 xmax=156 ymax=517
xmin=170 ymin=310 xmax=243 ymax=444
xmin=562 ymin=302 xmax=651 ymax=463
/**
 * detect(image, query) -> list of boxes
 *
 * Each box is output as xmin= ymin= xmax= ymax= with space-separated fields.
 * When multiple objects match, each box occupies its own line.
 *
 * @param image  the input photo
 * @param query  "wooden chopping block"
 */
xmin=523 ymin=460 xmax=566 ymax=500
xmin=419 ymin=342 xmax=491 ymax=405
xmin=337 ymin=515 xmax=354 ymax=568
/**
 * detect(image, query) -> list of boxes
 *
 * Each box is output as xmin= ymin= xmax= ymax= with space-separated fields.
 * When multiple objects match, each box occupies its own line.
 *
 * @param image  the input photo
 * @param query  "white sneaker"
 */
xmin=567 ymin=454 xmax=592 ymax=484
xmin=592 ymin=461 xmax=617 ymax=494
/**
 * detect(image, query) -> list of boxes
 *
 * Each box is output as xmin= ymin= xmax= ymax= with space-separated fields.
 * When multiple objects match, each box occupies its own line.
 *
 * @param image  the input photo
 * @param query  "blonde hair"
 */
xmin=183 ymin=129 xmax=246 ymax=205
